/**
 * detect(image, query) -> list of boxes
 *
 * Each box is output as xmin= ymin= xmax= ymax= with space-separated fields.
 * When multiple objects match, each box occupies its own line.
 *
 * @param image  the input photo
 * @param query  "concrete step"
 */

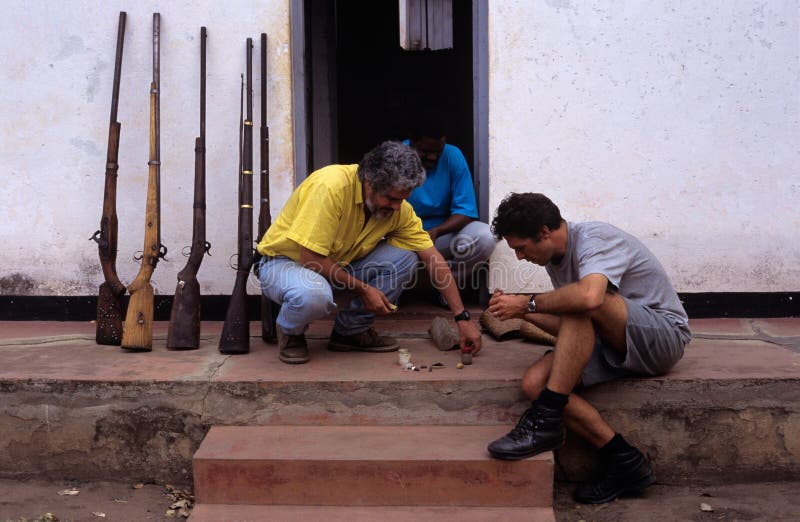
xmin=1 ymin=318 xmax=798 ymax=485
xmin=193 ymin=425 xmax=553 ymax=507
xmin=188 ymin=504 xmax=555 ymax=521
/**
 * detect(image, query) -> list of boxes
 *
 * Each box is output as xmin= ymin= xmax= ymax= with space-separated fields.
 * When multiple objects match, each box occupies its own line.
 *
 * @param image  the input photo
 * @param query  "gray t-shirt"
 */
xmin=546 ymin=221 xmax=690 ymax=340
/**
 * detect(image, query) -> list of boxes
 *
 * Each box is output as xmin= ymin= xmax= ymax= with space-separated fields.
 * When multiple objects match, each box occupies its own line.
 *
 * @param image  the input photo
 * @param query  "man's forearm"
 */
xmin=419 ymin=246 xmax=466 ymax=313
xmin=299 ymin=248 xmax=369 ymax=295
xmin=429 ymin=214 xmax=473 ymax=238
xmin=534 ymin=274 xmax=608 ymax=315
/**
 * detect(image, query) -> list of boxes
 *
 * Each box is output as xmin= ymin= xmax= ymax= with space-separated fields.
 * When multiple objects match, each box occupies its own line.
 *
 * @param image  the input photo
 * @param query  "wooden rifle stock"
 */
xmin=219 ymin=39 xmax=255 ymax=355
xmin=92 ymin=11 xmax=127 ymax=346
xmin=167 ymin=26 xmax=210 ymax=350
xmin=122 ymin=13 xmax=166 ymax=352
xmin=257 ymin=32 xmax=278 ymax=343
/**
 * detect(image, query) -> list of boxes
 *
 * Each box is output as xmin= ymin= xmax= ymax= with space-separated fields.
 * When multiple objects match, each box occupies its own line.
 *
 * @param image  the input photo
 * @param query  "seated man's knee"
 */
xmin=284 ymin=283 xmax=334 ymax=318
xmin=473 ymin=226 xmax=497 ymax=261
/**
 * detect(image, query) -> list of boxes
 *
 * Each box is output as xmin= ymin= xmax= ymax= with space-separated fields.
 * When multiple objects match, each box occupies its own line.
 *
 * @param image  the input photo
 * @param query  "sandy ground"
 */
xmin=2 ymin=479 xmax=799 ymax=522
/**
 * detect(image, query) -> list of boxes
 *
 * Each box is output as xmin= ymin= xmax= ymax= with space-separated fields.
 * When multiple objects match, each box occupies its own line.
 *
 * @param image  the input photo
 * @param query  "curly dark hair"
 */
xmin=357 ymin=141 xmax=426 ymax=194
xmin=491 ymin=193 xmax=563 ymax=240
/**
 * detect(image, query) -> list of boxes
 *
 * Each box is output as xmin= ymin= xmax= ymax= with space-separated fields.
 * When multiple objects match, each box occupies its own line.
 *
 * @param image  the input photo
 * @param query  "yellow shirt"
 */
xmin=256 ymin=164 xmax=433 ymax=265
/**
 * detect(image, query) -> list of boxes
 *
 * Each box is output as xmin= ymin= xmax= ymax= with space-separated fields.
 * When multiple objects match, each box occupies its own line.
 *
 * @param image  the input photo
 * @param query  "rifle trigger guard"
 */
xmin=204 ymin=241 xmax=212 ymax=256
xmin=181 ymin=245 xmax=192 ymax=257
xmin=158 ymin=244 xmax=168 ymax=261
xmin=89 ymin=230 xmax=106 ymax=248
xmin=133 ymin=250 xmax=144 ymax=261
xmin=229 ymin=253 xmax=239 ymax=271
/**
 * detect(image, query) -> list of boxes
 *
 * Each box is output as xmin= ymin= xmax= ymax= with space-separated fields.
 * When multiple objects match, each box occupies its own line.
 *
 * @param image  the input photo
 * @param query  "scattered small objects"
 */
xmin=92 ymin=512 xmax=107 ymax=518
xmin=132 ymin=482 xmax=144 ymax=489
xmin=460 ymin=347 xmax=473 ymax=365
xmin=456 ymin=362 xmax=464 ymax=369
xmin=388 ymin=303 xmax=398 ymax=312
xmin=412 ymin=366 xmax=420 ymax=371
xmin=113 ymin=498 xmax=128 ymax=503
xmin=164 ymin=483 xmax=194 ymax=519
xmin=171 ymin=499 xmax=191 ymax=509
xmin=430 ymin=362 xmax=445 ymax=369
xmin=700 ymin=502 xmax=714 ymax=512
xmin=57 ymin=487 xmax=80 ymax=496
xmin=30 ymin=514 xmax=58 ymax=522
xmin=428 ymin=366 xmax=433 ymax=372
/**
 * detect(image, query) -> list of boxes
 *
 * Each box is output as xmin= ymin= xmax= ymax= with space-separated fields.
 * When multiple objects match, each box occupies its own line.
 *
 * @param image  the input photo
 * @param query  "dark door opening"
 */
xmin=303 ymin=0 xmax=475 ymax=181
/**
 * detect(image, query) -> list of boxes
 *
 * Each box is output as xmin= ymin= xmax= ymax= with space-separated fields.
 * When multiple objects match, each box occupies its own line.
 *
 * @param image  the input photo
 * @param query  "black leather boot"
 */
xmin=487 ymin=402 xmax=566 ymax=460
xmin=573 ymin=444 xmax=656 ymax=504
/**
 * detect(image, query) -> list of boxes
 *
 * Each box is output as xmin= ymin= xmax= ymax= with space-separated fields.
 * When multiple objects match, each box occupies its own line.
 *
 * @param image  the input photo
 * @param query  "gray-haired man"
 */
xmin=256 ymin=141 xmax=482 ymax=364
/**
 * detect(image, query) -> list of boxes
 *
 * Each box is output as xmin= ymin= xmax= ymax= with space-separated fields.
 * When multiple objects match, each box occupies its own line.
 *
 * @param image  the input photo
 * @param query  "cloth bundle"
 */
xmin=479 ymin=311 xmax=557 ymax=346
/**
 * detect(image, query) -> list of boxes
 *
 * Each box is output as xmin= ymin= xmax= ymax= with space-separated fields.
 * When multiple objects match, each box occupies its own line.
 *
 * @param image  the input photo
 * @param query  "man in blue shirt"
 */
xmin=405 ymin=130 xmax=495 ymax=296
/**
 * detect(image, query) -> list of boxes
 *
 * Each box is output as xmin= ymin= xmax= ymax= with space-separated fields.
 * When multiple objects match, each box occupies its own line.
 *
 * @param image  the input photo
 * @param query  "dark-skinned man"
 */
xmin=404 ymin=124 xmax=495 ymax=305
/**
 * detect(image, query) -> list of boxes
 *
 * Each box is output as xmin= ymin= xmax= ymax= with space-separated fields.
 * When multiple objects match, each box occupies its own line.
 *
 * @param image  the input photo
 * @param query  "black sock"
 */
xmin=599 ymin=433 xmax=633 ymax=457
xmin=537 ymin=387 xmax=569 ymax=412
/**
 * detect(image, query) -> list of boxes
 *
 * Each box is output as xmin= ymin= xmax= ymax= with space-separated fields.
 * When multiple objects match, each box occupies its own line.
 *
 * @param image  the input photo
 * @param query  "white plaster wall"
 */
xmin=488 ymin=1 xmax=800 ymax=293
xmin=0 ymin=0 xmax=292 ymax=296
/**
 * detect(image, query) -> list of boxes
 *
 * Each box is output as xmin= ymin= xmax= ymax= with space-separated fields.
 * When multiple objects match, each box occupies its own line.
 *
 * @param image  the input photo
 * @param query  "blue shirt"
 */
xmin=404 ymin=141 xmax=479 ymax=230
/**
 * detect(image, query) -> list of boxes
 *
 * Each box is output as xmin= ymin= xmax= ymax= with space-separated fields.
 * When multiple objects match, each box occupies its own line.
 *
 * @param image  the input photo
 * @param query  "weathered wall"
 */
xmin=488 ymin=1 xmax=800 ymax=293
xmin=1 ymin=1 xmax=798 ymax=298
xmin=0 ymin=0 xmax=292 ymax=296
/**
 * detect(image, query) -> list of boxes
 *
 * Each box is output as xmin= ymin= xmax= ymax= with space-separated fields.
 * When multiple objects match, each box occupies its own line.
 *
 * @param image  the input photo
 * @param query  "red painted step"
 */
xmin=189 ymin=504 xmax=556 ymax=522
xmin=193 ymin=425 xmax=553 ymax=507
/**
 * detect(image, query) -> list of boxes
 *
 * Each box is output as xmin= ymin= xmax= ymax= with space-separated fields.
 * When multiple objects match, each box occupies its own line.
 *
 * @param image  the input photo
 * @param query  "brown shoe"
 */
xmin=278 ymin=330 xmax=309 ymax=364
xmin=327 ymin=328 xmax=399 ymax=352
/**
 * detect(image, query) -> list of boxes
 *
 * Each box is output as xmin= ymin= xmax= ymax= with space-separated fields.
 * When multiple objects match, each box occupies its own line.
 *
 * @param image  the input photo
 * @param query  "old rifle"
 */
xmin=219 ymin=39 xmax=254 ymax=355
xmin=167 ymin=26 xmax=211 ymax=350
xmin=257 ymin=32 xmax=278 ymax=343
xmin=91 ymin=11 xmax=127 ymax=346
xmin=121 ymin=13 xmax=168 ymax=352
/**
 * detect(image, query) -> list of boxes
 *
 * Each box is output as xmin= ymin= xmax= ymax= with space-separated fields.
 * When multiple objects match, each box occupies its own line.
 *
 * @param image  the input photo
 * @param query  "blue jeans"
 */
xmin=257 ymin=242 xmax=419 ymax=336
xmin=432 ymin=221 xmax=496 ymax=286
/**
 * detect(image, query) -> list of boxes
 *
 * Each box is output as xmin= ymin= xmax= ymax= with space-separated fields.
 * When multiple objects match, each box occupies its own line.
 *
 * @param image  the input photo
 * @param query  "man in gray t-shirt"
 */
xmin=485 ymin=193 xmax=691 ymax=505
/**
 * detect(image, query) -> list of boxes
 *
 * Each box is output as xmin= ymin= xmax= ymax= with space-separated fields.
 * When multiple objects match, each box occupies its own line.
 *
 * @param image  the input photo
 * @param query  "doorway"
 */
xmin=293 ymin=0 xmax=488 ymax=221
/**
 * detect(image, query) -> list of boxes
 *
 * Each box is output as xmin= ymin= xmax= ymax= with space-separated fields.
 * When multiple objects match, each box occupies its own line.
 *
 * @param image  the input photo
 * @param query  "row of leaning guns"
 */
xmin=91 ymin=12 xmax=276 ymax=354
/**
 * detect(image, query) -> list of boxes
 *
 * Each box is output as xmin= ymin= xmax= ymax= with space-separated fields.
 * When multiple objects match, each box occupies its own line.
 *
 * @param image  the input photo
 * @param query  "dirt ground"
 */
xmin=0 ymin=480 xmax=189 ymax=522
xmin=2 ymin=479 xmax=799 ymax=521
xmin=554 ymin=481 xmax=800 ymax=522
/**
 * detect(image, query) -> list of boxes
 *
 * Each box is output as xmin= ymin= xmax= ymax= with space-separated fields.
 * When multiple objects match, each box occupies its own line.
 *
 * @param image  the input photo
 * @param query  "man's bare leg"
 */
xmin=521 ymin=352 xmax=615 ymax=448
xmin=508 ymin=294 xmax=655 ymax=504
xmin=488 ymin=293 xmax=628 ymax=458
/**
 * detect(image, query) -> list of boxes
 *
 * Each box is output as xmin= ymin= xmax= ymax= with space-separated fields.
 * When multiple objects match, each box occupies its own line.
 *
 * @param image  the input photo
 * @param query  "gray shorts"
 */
xmin=580 ymin=297 xmax=689 ymax=387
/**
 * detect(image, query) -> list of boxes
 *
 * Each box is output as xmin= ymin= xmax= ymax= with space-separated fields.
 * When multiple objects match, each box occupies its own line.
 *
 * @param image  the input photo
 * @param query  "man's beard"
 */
xmin=365 ymin=198 xmax=394 ymax=220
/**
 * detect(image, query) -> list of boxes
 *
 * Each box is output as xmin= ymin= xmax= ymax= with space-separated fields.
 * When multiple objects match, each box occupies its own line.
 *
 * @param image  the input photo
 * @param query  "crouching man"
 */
xmin=256 ymin=141 xmax=481 ymax=364
xmin=486 ymin=193 xmax=691 ymax=504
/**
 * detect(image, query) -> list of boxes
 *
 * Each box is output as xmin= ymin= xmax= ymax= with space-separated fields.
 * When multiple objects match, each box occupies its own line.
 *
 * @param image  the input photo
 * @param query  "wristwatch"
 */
xmin=527 ymin=294 xmax=537 ymax=313
xmin=454 ymin=309 xmax=471 ymax=322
